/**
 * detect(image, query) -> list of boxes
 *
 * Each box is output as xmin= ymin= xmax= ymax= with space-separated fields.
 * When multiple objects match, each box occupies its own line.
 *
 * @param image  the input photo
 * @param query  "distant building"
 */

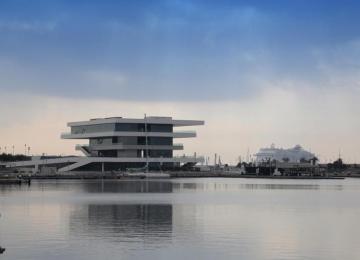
xmin=6 ymin=116 xmax=204 ymax=172
xmin=61 ymin=116 xmax=204 ymax=171
xmin=255 ymin=144 xmax=315 ymax=163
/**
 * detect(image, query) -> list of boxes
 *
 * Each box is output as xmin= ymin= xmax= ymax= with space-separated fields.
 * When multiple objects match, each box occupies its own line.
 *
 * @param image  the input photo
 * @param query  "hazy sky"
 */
xmin=1 ymin=0 xmax=360 ymax=164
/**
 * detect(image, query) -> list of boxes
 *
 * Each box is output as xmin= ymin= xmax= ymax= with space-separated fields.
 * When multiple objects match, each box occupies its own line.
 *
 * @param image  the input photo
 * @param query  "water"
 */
xmin=1 ymin=178 xmax=360 ymax=260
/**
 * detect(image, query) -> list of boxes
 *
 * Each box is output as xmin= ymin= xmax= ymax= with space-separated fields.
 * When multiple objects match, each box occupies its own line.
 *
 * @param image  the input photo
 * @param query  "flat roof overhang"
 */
xmin=61 ymin=131 xmax=196 ymax=139
xmin=67 ymin=118 xmax=204 ymax=127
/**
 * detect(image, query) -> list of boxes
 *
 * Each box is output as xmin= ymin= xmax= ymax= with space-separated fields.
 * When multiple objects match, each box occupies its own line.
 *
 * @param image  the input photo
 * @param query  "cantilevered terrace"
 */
xmin=60 ymin=116 xmax=204 ymax=171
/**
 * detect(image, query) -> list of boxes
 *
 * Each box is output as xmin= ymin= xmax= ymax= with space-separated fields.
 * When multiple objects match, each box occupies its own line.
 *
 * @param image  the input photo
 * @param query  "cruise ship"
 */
xmin=255 ymin=144 xmax=315 ymax=163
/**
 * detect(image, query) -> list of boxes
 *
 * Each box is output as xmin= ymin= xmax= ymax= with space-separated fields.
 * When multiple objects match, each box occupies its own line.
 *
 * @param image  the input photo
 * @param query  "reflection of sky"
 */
xmin=69 ymin=204 xmax=172 ymax=246
xmin=1 ymin=179 xmax=360 ymax=259
xmin=1 ymin=1 xmax=360 ymax=162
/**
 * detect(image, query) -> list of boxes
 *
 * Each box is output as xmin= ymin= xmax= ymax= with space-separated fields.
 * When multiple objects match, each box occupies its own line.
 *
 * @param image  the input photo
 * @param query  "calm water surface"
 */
xmin=1 ymin=178 xmax=360 ymax=260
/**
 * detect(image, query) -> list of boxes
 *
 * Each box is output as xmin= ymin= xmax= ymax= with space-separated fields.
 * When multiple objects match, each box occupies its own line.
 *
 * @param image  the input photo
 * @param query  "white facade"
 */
xmin=255 ymin=144 xmax=315 ymax=163
xmin=6 ymin=116 xmax=204 ymax=172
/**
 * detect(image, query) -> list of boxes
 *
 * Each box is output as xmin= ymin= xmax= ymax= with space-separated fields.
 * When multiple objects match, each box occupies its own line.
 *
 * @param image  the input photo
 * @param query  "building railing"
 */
xmin=62 ymin=130 xmax=196 ymax=135
xmin=76 ymin=144 xmax=184 ymax=150
xmin=173 ymin=130 xmax=196 ymax=134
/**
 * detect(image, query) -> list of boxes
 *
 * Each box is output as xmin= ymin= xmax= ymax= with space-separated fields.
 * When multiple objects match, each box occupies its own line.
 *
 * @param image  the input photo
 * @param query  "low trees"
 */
xmin=0 ymin=153 xmax=30 ymax=162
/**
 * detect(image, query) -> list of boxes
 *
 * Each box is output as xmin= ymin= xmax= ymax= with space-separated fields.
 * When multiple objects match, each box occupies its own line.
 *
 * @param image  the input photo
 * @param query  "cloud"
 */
xmin=0 ymin=0 xmax=359 ymax=103
xmin=312 ymin=39 xmax=360 ymax=90
xmin=84 ymin=70 xmax=128 ymax=87
xmin=0 ymin=20 xmax=57 ymax=32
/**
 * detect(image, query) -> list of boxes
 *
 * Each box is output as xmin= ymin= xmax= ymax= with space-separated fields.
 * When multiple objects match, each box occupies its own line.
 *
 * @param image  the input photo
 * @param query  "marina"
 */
xmin=1 ymin=116 xmax=358 ymax=180
xmin=1 ymin=1 xmax=360 ymax=258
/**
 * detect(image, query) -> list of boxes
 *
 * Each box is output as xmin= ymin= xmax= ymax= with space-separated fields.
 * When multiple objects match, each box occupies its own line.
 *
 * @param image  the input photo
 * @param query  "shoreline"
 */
xmin=0 ymin=171 xmax=346 ymax=183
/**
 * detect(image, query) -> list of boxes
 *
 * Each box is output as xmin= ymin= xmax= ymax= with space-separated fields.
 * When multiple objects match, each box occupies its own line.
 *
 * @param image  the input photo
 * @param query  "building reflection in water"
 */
xmin=80 ymin=180 xmax=173 ymax=193
xmin=69 ymin=204 xmax=173 ymax=246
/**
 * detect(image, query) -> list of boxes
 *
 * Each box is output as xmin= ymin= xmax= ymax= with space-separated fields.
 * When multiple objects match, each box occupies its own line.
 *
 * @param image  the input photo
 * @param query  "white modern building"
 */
xmin=6 ymin=116 xmax=204 ymax=172
xmin=255 ymin=144 xmax=315 ymax=163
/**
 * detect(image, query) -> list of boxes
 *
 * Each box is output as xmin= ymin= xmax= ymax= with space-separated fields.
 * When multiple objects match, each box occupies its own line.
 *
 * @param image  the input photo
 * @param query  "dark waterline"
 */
xmin=1 ymin=178 xmax=360 ymax=260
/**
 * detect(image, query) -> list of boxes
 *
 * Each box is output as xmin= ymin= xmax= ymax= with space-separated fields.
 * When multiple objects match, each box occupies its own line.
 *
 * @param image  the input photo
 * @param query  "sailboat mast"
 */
xmin=144 ymin=113 xmax=149 ymax=172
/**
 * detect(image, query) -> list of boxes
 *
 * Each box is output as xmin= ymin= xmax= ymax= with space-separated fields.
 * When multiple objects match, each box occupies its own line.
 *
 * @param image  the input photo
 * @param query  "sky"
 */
xmin=1 ymin=0 xmax=360 ymax=164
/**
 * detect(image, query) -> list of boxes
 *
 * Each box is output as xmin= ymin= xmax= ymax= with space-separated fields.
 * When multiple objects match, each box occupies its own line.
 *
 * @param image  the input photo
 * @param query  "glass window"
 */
xmin=147 ymin=124 xmax=172 ymax=132
xmin=147 ymin=137 xmax=173 ymax=145
xmin=71 ymin=124 xmax=115 ymax=134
